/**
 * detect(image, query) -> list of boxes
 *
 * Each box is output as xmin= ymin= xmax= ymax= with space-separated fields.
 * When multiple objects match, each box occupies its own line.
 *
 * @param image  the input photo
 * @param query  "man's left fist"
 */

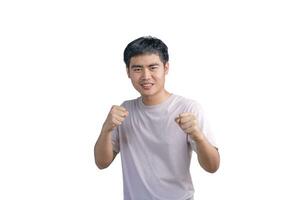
xmin=175 ymin=112 xmax=203 ymax=141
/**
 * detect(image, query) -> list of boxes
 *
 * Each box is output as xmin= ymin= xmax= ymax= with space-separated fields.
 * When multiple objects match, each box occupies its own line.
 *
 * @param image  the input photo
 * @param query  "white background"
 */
xmin=1 ymin=0 xmax=302 ymax=199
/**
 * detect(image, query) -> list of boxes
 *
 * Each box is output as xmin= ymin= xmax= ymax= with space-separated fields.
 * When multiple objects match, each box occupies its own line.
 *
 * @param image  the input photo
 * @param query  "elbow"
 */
xmin=207 ymin=150 xmax=220 ymax=173
xmin=94 ymin=151 xmax=112 ymax=170
xmin=94 ymin=147 xmax=113 ymax=170
xmin=206 ymin=165 xmax=219 ymax=173
xmin=203 ymin=162 xmax=220 ymax=173
xmin=202 ymin=156 xmax=220 ymax=173
xmin=95 ymin=159 xmax=111 ymax=170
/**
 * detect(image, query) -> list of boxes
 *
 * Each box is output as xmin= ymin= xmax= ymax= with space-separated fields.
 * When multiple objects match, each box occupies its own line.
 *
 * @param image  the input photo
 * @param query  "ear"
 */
xmin=164 ymin=62 xmax=169 ymax=75
xmin=126 ymin=67 xmax=130 ymax=78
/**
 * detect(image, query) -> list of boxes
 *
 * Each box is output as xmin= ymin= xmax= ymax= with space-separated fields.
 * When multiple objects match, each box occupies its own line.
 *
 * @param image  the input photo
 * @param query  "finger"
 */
xmin=180 ymin=121 xmax=193 ymax=130
xmin=116 ymin=110 xmax=129 ymax=118
xmin=112 ymin=113 xmax=125 ymax=123
xmin=179 ymin=115 xmax=195 ymax=124
xmin=113 ymin=105 xmax=128 ymax=112
xmin=179 ymin=112 xmax=193 ymax=117
xmin=184 ymin=126 xmax=195 ymax=134
xmin=112 ymin=117 xmax=123 ymax=126
xmin=112 ymin=107 xmax=129 ymax=117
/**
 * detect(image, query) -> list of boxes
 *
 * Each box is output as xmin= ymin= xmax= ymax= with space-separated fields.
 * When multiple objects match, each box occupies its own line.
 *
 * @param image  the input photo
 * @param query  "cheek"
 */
xmin=153 ymin=71 xmax=165 ymax=79
xmin=129 ymin=74 xmax=140 ymax=82
xmin=131 ymin=78 xmax=140 ymax=86
xmin=155 ymin=74 xmax=166 ymax=83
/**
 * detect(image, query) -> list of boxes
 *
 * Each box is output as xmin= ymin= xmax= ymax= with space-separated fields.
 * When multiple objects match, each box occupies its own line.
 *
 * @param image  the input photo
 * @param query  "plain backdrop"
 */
xmin=0 ymin=0 xmax=302 ymax=199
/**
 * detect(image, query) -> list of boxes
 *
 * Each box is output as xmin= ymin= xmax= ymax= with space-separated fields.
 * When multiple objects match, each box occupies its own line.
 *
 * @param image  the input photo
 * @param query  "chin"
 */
xmin=139 ymin=90 xmax=156 ymax=97
xmin=140 ymin=92 xmax=154 ymax=97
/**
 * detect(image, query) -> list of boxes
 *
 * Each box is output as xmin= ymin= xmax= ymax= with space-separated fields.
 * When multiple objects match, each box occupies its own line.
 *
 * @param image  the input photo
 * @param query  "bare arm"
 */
xmin=176 ymin=113 xmax=220 ymax=173
xmin=94 ymin=129 xmax=118 ymax=169
xmin=94 ymin=106 xmax=128 ymax=169
xmin=193 ymin=133 xmax=220 ymax=173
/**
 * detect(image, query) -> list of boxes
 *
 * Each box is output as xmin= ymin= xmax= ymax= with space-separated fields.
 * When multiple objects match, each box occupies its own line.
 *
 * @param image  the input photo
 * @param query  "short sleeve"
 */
xmin=111 ymin=126 xmax=120 ymax=153
xmin=188 ymin=101 xmax=217 ymax=152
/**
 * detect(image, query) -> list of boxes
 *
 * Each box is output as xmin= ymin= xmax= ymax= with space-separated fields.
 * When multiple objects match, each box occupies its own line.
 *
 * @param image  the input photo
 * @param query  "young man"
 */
xmin=94 ymin=36 xmax=220 ymax=200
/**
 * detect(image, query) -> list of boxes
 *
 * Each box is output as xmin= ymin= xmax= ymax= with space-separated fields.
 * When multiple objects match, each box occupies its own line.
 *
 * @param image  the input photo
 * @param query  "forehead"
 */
xmin=129 ymin=53 xmax=163 ymax=65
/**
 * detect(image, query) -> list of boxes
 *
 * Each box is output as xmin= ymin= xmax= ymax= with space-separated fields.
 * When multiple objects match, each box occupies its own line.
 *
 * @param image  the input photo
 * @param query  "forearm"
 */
xmin=195 ymin=133 xmax=220 ymax=173
xmin=94 ymin=129 xmax=115 ymax=169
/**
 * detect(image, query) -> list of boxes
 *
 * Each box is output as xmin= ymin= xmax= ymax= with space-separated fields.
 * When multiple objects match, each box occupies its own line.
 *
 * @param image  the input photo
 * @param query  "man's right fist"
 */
xmin=102 ymin=105 xmax=129 ymax=133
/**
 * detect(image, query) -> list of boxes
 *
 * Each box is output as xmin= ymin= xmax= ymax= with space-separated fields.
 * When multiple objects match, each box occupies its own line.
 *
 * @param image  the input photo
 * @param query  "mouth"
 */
xmin=140 ymin=83 xmax=154 ymax=90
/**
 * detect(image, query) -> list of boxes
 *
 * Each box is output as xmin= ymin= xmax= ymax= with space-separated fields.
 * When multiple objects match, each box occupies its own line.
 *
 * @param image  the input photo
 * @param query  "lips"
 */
xmin=140 ymin=83 xmax=154 ymax=90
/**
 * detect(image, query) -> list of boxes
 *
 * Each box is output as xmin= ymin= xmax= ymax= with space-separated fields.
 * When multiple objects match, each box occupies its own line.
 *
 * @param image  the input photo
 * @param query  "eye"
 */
xmin=133 ymin=68 xmax=142 ymax=72
xmin=150 ymin=66 xmax=158 ymax=70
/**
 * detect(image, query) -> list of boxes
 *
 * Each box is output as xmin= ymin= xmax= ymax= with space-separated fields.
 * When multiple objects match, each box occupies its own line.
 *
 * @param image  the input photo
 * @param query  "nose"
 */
xmin=141 ymin=68 xmax=151 ymax=79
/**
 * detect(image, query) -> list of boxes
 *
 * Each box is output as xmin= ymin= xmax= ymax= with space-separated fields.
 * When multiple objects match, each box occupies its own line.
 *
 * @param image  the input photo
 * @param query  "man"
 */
xmin=94 ymin=36 xmax=220 ymax=200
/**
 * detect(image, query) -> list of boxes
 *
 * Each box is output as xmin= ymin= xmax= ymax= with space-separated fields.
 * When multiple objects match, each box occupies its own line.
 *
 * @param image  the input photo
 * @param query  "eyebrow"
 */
xmin=130 ymin=65 xmax=143 ymax=68
xmin=148 ymin=63 xmax=159 ymax=67
xmin=130 ymin=63 xmax=159 ymax=68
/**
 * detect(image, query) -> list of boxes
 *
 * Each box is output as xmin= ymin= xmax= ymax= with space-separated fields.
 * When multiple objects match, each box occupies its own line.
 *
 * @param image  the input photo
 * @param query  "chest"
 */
xmin=120 ymin=109 xmax=187 ymax=148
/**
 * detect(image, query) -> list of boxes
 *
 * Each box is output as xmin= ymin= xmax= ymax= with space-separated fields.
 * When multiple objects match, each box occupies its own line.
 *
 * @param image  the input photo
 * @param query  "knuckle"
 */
xmin=111 ymin=116 xmax=115 ymax=121
xmin=111 ymin=105 xmax=119 ymax=110
xmin=110 ymin=108 xmax=115 ymax=114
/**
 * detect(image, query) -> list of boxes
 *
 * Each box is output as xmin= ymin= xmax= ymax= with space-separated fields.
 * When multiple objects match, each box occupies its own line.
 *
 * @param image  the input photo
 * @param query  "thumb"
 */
xmin=175 ymin=115 xmax=181 ymax=125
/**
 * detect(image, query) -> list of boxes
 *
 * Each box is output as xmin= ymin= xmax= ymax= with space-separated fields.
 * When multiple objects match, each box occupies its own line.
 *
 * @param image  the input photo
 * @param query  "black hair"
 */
xmin=123 ymin=36 xmax=169 ymax=67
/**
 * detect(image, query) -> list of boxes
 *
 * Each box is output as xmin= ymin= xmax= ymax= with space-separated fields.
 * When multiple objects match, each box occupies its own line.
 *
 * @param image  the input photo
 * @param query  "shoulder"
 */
xmin=120 ymin=97 xmax=140 ymax=110
xmin=172 ymin=94 xmax=203 ymax=112
xmin=174 ymin=95 xmax=208 ymax=126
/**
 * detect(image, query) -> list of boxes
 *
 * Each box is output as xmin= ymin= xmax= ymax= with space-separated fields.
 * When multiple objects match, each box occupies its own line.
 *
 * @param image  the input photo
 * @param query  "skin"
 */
xmin=127 ymin=53 xmax=171 ymax=105
xmin=94 ymin=53 xmax=220 ymax=173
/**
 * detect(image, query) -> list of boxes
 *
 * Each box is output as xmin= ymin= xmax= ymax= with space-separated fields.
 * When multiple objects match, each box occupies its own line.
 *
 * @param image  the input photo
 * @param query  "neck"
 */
xmin=142 ymin=90 xmax=171 ymax=106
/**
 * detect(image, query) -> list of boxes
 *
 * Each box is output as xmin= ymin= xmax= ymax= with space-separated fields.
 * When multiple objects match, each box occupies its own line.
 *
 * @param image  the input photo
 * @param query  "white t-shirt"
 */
xmin=112 ymin=94 xmax=216 ymax=200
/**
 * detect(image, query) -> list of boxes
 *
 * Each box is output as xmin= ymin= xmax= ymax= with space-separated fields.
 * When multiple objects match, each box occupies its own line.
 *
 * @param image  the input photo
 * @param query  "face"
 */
xmin=127 ymin=53 xmax=169 ymax=99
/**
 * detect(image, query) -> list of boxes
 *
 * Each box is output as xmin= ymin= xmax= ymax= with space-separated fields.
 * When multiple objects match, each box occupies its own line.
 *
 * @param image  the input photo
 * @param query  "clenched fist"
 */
xmin=175 ymin=112 xmax=204 ymax=142
xmin=102 ymin=105 xmax=128 ymax=133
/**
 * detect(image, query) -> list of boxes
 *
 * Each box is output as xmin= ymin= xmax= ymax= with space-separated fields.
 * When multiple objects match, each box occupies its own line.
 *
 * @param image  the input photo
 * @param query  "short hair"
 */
xmin=123 ymin=36 xmax=169 ymax=67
